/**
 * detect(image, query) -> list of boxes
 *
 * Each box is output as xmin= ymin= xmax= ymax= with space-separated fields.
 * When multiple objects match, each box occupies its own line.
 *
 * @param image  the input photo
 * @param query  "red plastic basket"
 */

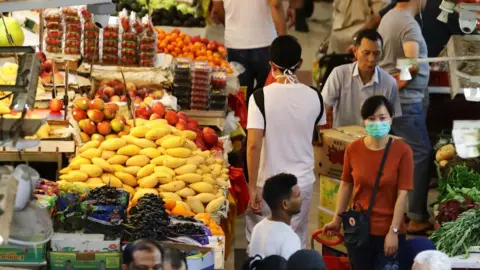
xmin=311 ymin=229 xmax=350 ymax=270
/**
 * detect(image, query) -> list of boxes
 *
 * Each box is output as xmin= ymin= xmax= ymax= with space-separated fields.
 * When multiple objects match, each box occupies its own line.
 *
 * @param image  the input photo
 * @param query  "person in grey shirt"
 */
xmin=377 ymin=0 xmax=432 ymax=235
xmin=322 ymin=29 xmax=401 ymax=128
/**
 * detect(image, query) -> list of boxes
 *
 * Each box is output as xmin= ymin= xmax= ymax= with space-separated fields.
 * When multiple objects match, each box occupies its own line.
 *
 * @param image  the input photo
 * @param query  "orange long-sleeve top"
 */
xmin=341 ymin=138 xmax=414 ymax=236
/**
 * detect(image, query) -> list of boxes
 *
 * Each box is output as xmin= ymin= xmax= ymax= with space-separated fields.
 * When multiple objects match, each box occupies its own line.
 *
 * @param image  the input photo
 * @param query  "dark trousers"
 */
xmin=347 ymin=234 xmax=406 ymax=270
xmin=391 ymin=103 xmax=432 ymax=221
xmin=227 ymin=47 xmax=271 ymax=104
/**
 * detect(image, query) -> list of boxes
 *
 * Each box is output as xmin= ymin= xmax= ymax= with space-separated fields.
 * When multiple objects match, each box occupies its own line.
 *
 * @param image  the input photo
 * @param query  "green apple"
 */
xmin=0 ymin=17 xmax=25 ymax=47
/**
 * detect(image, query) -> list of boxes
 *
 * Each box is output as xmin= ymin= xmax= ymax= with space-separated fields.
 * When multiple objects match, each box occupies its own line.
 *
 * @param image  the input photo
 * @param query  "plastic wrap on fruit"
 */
xmin=44 ymin=9 xmax=62 ymax=23
xmin=120 ymin=9 xmax=131 ymax=33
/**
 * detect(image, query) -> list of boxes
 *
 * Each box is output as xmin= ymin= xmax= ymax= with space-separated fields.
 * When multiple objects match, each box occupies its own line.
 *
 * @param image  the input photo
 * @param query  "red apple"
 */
xmin=103 ymin=86 xmax=115 ymax=97
xmin=135 ymin=104 xmax=153 ymax=119
xmin=98 ymin=94 xmax=110 ymax=103
xmin=49 ymin=99 xmax=63 ymax=112
xmin=203 ymin=127 xmax=216 ymax=136
xmin=97 ymin=121 xmax=112 ymax=135
xmin=103 ymin=107 xmax=116 ymax=120
xmin=87 ymin=109 xmax=104 ymax=123
xmin=177 ymin=112 xmax=188 ymax=122
xmin=91 ymin=133 xmax=105 ymax=142
xmin=165 ymin=110 xmax=179 ymax=126
xmin=191 ymin=35 xmax=201 ymax=43
xmin=176 ymin=119 xmax=186 ymax=131
xmin=89 ymin=98 xmax=105 ymax=110
xmin=152 ymin=102 xmax=166 ymax=118
xmin=72 ymin=108 xmax=87 ymax=121
xmin=115 ymin=115 xmax=127 ymax=125
xmin=128 ymin=90 xmax=136 ymax=98
xmin=105 ymin=103 xmax=119 ymax=112
xmin=120 ymin=96 xmax=128 ymax=102
xmin=150 ymin=113 xmax=162 ymax=120
xmin=201 ymin=38 xmax=209 ymax=45
xmin=82 ymin=120 xmax=97 ymax=135
xmin=134 ymin=97 xmax=143 ymax=105
xmin=114 ymin=85 xmax=125 ymax=96
xmin=187 ymin=119 xmax=198 ymax=130
xmin=75 ymin=97 xmax=90 ymax=111
xmin=204 ymin=132 xmax=218 ymax=145
xmin=78 ymin=119 xmax=88 ymax=130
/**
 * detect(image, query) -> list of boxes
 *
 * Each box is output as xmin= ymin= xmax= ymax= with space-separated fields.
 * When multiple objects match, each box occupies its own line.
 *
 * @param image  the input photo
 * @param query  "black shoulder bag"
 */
xmin=340 ymin=137 xmax=393 ymax=249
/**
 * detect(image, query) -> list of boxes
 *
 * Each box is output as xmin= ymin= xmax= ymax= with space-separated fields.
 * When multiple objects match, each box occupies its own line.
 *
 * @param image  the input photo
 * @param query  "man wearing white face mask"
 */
xmin=246 ymin=35 xmax=326 ymax=247
xmin=377 ymin=0 xmax=433 ymax=235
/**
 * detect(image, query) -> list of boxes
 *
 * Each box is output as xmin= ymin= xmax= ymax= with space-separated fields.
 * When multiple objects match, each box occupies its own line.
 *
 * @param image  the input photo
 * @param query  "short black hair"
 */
xmin=360 ymin=95 xmax=394 ymax=119
xmin=123 ymin=239 xmax=164 ymax=265
xmin=287 ymin=250 xmax=326 ymax=270
xmin=270 ymin=35 xmax=302 ymax=72
xmin=163 ymin=247 xmax=188 ymax=269
xmin=355 ymin=29 xmax=384 ymax=47
xmin=263 ymin=173 xmax=297 ymax=212
xmin=243 ymin=255 xmax=288 ymax=270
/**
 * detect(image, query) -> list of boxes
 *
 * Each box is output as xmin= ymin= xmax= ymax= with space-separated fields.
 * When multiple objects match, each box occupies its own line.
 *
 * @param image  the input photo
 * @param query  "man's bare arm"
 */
xmin=211 ymin=0 xmax=225 ymax=25
xmin=393 ymin=41 xmax=420 ymax=89
xmin=269 ymin=0 xmax=287 ymax=35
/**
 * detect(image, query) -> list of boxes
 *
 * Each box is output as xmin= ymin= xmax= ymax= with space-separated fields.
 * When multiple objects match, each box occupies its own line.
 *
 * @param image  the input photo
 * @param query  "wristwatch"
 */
xmin=391 ymin=227 xmax=399 ymax=234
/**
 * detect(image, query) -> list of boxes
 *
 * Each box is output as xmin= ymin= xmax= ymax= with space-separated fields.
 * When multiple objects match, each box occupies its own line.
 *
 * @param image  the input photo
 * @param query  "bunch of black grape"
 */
xmin=125 ymin=194 xmax=171 ymax=241
xmin=169 ymin=223 xmax=204 ymax=236
xmin=89 ymin=186 xmax=121 ymax=205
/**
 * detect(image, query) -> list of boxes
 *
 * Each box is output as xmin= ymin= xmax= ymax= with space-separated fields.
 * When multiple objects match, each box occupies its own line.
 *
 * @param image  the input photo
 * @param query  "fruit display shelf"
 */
xmin=0 ymin=0 xmax=113 ymax=13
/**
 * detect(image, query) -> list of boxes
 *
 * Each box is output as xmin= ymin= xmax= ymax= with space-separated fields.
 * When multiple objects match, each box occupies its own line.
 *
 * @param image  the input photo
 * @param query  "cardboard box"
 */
xmin=50 ymin=233 xmax=121 ymax=252
xmin=318 ymin=126 xmax=367 ymax=179
xmin=318 ymin=126 xmax=401 ymax=179
xmin=163 ymin=242 xmax=214 ymax=270
xmin=49 ymin=251 xmax=121 ymax=270
xmin=319 ymin=175 xmax=342 ymax=213
xmin=317 ymin=207 xmax=347 ymax=254
xmin=0 ymin=244 xmax=46 ymax=264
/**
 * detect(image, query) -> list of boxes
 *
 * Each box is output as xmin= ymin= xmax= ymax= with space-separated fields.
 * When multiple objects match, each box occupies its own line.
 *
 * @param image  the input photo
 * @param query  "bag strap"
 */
xmin=310 ymin=86 xmax=324 ymax=127
xmin=367 ymin=137 xmax=393 ymax=217
xmin=252 ymin=88 xmax=266 ymax=130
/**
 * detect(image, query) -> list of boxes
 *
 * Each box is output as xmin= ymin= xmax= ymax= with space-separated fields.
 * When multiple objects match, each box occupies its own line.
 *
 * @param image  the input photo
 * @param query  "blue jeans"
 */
xmin=391 ymin=103 xmax=432 ymax=221
xmin=347 ymin=234 xmax=406 ymax=270
xmin=227 ymin=47 xmax=271 ymax=103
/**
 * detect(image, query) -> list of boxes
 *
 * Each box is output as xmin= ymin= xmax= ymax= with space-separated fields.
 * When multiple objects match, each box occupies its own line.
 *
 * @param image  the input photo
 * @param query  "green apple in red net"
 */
xmin=0 ymin=17 xmax=25 ymax=46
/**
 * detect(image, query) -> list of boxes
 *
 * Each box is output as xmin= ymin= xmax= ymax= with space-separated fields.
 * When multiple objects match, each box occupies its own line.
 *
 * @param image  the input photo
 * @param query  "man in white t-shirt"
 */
xmin=248 ymin=173 xmax=303 ymax=259
xmin=211 ymin=0 xmax=298 ymax=102
xmin=246 ymin=35 xmax=326 ymax=247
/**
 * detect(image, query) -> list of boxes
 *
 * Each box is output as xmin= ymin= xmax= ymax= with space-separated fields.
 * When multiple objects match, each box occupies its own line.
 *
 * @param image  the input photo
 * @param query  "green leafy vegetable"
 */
xmin=430 ymin=207 xmax=480 ymax=258
xmin=438 ymin=166 xmax=480 ymax=202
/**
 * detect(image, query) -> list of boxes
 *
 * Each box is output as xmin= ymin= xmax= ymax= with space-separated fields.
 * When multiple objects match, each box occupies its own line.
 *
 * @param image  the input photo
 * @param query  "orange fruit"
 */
xmin=167 ymin=44 xmax=174 ymax=51
xmin=208 ymin=61 xmax=215 ymax=67
xmin=171 ymin=52 xmax=177 ymax=57
xmin=227 ymin=67 xmax=233 ymax=74
xmin=171 ymin=33 xmax=178 ymax=39
xmin=179 ymin=33 xmax=186 ymax=38
xmin=206 ymin=50 xmax=213 ymax=56
xmin=213 ymin=52 xmax=221 ymax=58
xmin=172 ymin=29 xmax=181 ymax=34
xmin=177 ymin=40 xmax=184 ymax=47
xmin=194 ymin=42 xmax=202 ymax=48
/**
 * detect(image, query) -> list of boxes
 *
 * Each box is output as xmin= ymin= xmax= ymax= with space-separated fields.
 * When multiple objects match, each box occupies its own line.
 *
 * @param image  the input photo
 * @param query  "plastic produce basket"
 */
xmin=311 ymin=229 xmax=350 ymax=270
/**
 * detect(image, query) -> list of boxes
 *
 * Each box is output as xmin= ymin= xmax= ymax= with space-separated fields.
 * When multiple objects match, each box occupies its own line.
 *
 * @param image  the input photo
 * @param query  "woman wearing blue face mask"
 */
xmin=323 ymin=96 xmax=414 ymax=270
